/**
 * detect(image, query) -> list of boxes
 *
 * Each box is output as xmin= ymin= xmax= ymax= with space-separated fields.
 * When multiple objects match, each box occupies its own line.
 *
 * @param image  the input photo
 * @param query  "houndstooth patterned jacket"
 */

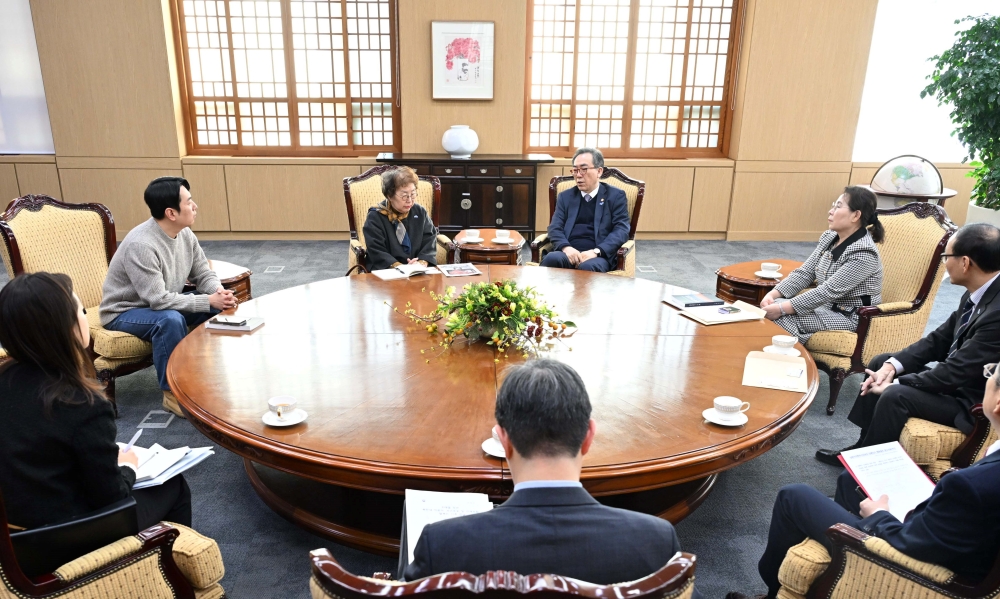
xmin=775 ymin=228 xmax=883 ymax=323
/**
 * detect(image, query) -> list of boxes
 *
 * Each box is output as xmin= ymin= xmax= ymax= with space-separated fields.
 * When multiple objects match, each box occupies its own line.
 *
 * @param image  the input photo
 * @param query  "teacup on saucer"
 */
xmin=262 ymin=408 xmax=307 ymax=427
xmin=763 ymin=345 xmax=802 ymax=357
xmin=755 ymin=270 xmax=783 ymax=279
xmin=482 ymin=437 xmax=506 ymax=458
xmin=702 ymin=407 xmax=748 ymax=427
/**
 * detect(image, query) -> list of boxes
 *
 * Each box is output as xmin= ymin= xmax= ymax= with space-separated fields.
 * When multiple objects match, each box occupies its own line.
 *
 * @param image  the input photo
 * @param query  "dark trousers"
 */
xmin=758 ymin=471 xmax=862 ymax=598
xmin=540 ymin=250 xmax=611 ymax=272
xmin=132 ymin=475 xmax=192 ymax=530
xmin=847 ymin=353 xmax=971 ymax=448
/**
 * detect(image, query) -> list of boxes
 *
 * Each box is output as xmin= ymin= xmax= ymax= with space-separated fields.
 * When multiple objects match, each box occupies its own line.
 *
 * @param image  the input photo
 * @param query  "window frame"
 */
xmin=168 ymin=0 xmax=403 ymax=157
xmin=522 ymin=0 xmax=745 ymax=159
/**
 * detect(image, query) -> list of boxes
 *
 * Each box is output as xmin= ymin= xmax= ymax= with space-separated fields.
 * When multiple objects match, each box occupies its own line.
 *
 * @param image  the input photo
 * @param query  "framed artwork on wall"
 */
xmin=431 ymin=21 xmax=495 ymax=100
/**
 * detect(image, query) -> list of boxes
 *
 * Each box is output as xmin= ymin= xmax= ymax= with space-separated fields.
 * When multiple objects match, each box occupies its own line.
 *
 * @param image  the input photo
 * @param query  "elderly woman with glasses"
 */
xmin=362 ymin=166 xmax=439 ymax=271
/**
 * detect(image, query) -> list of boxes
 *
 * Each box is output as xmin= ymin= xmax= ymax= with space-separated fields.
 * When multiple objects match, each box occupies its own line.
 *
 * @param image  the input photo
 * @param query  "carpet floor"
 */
xmin=0 ymin=240 xmax=964 ymax=599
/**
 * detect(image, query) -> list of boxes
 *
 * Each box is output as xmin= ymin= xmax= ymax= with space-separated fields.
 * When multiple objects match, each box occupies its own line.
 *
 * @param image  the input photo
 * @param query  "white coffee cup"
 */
xmin=496 ymin=229 xmax=511 ymax=240
xmin=268 ymin=396 xmax=297 ymax=420
xmin=714 ymin=396 xmax=750 ymax=420
xmin=492 ymin=425 xmax=502 ymax=444
xmin=761 ymin=262 xmax=782 ymax=273
xmin=772 ymin=334 xmax=797 ymax=349
xmin=465 ymin=229 xmax=480 ymax=240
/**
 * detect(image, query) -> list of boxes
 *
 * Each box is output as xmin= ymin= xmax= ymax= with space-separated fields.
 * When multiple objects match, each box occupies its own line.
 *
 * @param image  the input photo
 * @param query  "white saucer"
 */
xmin=491 ymin=237 xmax=515 ymax=244
xmin=763 ymin=345 xmax=801 ymax=357
xmin=482 ymin=437 xmax=506 ymax=458
xmin=462 ymin=237 xmax=484 ymax=243
xmin=755 ymin=270 xmax=783 ymax=279
xmin=703 ymin=408 xmax=748 ymax=427
xmin=262 ymin=408 xmax=308 ymax=427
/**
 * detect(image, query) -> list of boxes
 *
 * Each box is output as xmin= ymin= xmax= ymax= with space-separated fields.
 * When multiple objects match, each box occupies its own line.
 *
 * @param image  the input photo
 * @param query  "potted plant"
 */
xmin=922 ymin=14 xmax=1000 ymax=225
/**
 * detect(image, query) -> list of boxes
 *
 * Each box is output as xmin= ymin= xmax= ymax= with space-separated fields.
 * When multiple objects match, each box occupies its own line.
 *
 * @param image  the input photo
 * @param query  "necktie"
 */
xmin=584 ymin=194 xmax=591 ymax=203
xmin=948 ymin=299 xmax=976 ymax=357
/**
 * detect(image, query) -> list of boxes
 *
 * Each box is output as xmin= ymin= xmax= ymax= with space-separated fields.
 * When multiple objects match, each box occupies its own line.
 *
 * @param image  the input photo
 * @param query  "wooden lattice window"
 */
xmin=525 ymin=0 xmax=743 ymax=158
xmin=171 ymin=0 xmax=400 ymax=156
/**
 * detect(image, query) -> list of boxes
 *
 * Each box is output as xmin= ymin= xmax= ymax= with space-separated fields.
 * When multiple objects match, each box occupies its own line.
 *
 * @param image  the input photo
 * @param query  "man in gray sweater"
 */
xmin=101 ymin=177 xmax=237 ymax=416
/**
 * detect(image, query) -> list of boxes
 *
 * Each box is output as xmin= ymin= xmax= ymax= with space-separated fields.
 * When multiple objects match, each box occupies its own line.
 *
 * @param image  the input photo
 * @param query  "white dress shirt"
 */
xmin=512 ymin=479 xmax=583 ymax=493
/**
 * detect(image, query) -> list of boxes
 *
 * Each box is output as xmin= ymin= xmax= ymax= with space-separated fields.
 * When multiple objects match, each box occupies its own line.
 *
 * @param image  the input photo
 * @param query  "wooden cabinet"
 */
xmin=377 ymin=153 xmax=553 ymax=240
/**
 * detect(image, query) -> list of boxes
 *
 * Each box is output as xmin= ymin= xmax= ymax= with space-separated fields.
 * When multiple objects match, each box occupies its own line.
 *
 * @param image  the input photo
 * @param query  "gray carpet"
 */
xmin=0 ymin=240 xmax=964 ymax=599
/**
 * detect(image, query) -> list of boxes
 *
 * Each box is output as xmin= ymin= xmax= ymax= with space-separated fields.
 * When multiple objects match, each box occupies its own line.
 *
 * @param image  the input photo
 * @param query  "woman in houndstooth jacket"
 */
xmin=760 ymin=186 xmax=885 ymax=343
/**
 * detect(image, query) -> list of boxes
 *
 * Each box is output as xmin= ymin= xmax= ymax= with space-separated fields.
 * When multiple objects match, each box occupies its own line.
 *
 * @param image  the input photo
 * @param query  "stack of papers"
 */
xmin=205 ymin=317 xmax=264 ymax=332
xmin=403 ymin=489 xmax=493 ymax=564
xmin=118 ymin=442 xmax=214 ymax=489
xmin=372 ymin=265 xmax=439 ymax=280
xmin=840 ymin=442 xmax=936 ymax=521
xmin=742 ymin=351 xmax=808 ymax=392
xmin=679 ymin=300 xmax=766 ymax=325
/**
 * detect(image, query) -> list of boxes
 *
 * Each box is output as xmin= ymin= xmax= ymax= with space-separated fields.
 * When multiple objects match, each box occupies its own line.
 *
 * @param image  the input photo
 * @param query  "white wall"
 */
xmin=0 ymin=0 xmax=54 ymax=154
xmin=853 ymin=0 xmax=996 ymax=163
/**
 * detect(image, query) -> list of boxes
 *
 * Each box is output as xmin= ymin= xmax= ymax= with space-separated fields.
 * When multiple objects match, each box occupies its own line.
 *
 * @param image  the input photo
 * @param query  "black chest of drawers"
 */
xmin=376 ymin=153 xmax=554 ymax=240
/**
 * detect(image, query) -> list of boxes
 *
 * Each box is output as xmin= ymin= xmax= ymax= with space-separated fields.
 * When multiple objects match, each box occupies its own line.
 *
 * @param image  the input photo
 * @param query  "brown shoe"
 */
xmin=162 ymin=391 xmax=187 ymax=419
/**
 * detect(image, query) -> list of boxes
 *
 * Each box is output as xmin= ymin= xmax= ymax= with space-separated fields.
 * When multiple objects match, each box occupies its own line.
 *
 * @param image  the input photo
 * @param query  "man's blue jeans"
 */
xmin=105 ymin=295 xmax=218 ymax=391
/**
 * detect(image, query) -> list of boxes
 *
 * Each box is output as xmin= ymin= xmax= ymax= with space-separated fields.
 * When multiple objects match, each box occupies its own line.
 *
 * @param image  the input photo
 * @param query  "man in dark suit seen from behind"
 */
xmin=816 ymin=223 xmax=1000 ymax=465
xmin=540 ymin=147 xmax=630 ymax=273
xmin=404 ymin=360 xmax=695 ymax=593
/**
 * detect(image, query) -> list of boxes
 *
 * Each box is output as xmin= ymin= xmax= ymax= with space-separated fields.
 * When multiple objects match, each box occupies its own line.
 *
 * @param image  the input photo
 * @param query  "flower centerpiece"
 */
xmin=394 ymin=280 xmax=575 ymax=359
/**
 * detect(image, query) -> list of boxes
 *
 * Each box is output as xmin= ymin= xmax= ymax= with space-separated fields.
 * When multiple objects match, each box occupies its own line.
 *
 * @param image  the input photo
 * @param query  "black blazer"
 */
xmin=547 ymin=183 xmax=631 ymax=259
xmin=362 ymin=203 xmax=438 ymax=271
xmin=857 ymin=447 xmax=1000 ymax=581
xmin=404 ymin=486 xmax=684 ymax=585
xmin=0 ymin=362 xmax=135 ymax=529
xmin=894 ymin=276 xmax=1000 ymax=432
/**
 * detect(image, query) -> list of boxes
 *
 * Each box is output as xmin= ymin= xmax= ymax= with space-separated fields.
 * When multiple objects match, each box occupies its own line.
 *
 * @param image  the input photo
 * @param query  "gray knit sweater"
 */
xmin=99 ymin=218 xmax=221 ymax=325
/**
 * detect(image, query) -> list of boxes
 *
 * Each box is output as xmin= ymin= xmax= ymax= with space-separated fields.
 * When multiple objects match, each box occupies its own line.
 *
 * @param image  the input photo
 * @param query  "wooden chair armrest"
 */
xmin=950 ymin=404 xmax=990 ymax=468
xmin=435 ymin=234 xmax=455 ymax=249
xmin=530 ymin=233 xmax=551 ymax=262
xmin=615 ymin=240 xmax=635 ymax=271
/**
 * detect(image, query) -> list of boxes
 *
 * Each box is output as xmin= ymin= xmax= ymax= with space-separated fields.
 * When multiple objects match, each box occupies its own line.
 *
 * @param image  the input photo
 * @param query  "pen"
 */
xmin=124 ymin=429 xmax=143 ymax=453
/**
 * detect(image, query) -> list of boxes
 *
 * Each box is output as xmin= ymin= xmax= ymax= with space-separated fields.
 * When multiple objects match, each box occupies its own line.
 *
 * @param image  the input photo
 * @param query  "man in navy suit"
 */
xmin=403 ymin=360 xmax=694 ymax=591
xmin=541 ymin=147 xmax=630 ymax=273
xmin=729 ymin=361 xmax=1000 ymax=599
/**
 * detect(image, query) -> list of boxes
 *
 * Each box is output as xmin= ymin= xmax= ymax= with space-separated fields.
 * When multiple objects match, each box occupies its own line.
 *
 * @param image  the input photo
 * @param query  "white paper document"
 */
xmin=205 ymin=317 xmax=264 ymax=332
xmin=404 ymin=489 xmax=492 ymax=564
xmin=742 ymin=351 xmax=809 ymax=392
xmin=679 ymin=300 xmax=766 ymax=325
xmin=118 ymin=443 xmax=215 ymax=489
xmin=840 ymin=442 xmax=936 ymax=522
xmin=372 ymin=266 xmax=440 ymax=281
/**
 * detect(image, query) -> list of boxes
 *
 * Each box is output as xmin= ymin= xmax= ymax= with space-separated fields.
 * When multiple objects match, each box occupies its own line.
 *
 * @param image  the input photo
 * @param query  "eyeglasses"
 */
xmin=570 ymin=166 xmax=598 ymax=176
xmin=394 ymin=190 xmax=418 ymax=201
xmin=985 ymin=363 xmax=997 ymax=380
xmin=941 ymin=253 xmax=962 ymax=261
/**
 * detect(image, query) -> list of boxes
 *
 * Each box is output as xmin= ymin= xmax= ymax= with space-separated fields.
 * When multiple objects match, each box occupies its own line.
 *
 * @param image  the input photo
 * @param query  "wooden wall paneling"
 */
xmin=848 ymin=166 xmax=878 ymax=186
xmin=29 ymin=0 xmax=181 ymax=158
xmin=535 ymin=166 xmax=564 ymax=233
xmin=224 ymin=165 xmax=361 ymax=231
xmin=59 ymin=169 xmax=184 ymax=237
xmin=727 ymin=171 xmax=850 ymax=240
xmin=14 ymin=164 xmax=62 ymax=198
xmin=733 ymin=0 xmax=878 ymax=161
xmin=0 ymin=165 xmax=20 ymax=205
xmin=689 ymin=168 xmax=734 ymax=232
xmin=397 ymin=0 xmax=527 ymax=154
xmin=726 ymin=0 xmax=757 ymax=159
xmin=939 ymin=168 xmax=975 ymax=226
xmin=183 ymin=165 xmax=231 ymax=231
xmin=625 ymin=167 xmax=694 ymax=232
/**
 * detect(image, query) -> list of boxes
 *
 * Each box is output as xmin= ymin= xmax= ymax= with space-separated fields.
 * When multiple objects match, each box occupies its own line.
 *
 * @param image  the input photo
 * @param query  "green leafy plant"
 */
xmin=392 ymin=280 xmax=575 ymax=360
xmin=922 ymin=15 xmax=1000 ymax=209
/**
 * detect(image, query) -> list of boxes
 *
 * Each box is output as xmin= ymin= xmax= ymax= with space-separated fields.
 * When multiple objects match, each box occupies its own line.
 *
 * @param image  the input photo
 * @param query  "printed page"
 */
xmin=841 ymin=442 xmax=936 ymax=521
xmin=133 ymin=447 xmax=214 ymax=489
xmin=742 ymin=351 xmax=808 ymax=392
xmin=405 ymin=489 xmax=492 ymax=564
xmin=681 ymin=301 xmax=766 ymax=325
xmin=136 ymin=445 xmax=190 ymax=482
xmin=117 ymin=443 xmax=155 ymax=468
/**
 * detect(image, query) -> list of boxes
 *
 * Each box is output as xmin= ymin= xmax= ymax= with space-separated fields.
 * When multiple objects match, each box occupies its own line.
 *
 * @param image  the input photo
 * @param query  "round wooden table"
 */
xmin=167 ymin=266 xmax=817 ymax=555
xmin=453 ymin=228 xmax=526 ymax=265
xmin=715 ymin=259 xmax=804 ymax=305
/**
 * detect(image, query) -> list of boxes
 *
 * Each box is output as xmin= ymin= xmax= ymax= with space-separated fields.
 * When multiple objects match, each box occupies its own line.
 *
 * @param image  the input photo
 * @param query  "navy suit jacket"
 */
xmin=856 ymin=447 xmax=1000 ymax=581
xmin=403 ymin=486 xmax=687 ymax=587
xmin=547 ymin=182 xmax=630 ymax=260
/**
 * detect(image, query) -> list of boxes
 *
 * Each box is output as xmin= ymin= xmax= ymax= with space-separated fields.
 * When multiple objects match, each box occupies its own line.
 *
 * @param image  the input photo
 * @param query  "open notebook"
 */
xmin=117 ymin=442 xmax=214 ymax=489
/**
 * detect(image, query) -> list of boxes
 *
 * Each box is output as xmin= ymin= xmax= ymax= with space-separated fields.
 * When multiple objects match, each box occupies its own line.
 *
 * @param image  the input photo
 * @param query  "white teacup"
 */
xmin=772 ymin=334 xmax=797 ymax=349
xmin=492 ymin=425 xmax=502 ymax=444
xmin=761 ymin=262 xmax=782 ymax=273
xmin=713 ymin=396 xmax=750 ymax=420
xmin=496 ymin=229 xmax=511 ymax=240
xmin=465 ymin=229 xmax=480 ymax=240
xmin=268 ymin=396 xmax=297 ymax=420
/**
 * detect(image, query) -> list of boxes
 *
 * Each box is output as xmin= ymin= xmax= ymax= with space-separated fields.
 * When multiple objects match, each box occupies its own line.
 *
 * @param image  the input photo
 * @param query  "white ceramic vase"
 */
xmin=966 ymin=200 xmax=1000 ymax=227
xmin=441 ymin=125 xmax=479 ymax=159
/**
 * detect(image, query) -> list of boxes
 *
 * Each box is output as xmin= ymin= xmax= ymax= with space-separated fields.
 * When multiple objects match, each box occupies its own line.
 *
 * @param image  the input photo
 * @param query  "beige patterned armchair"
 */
xmin=529 ymin=168 xmax=645 ymax=277
xmin=901 ymin=404 xmax=998 ymax=481
xmin=0 ymin=195 xmax=153 ymax=405
xmin=805 ymin=203 xmax=956 ymax=414
xmin=344 ymin=166 xmax=455 ymax=273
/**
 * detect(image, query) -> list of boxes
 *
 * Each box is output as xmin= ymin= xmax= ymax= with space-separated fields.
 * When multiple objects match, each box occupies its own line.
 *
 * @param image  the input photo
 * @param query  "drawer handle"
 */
xmin=496 ymin=186 xmax=503 ymax=192
xmin=445 ymin=168 xmax=453 ymax=173
xmin=515 ymin=168 xmax=522 ymax=174
xmin=480 ymin=168 xmax=487 ymax=174
xmin=496 ymin=218 xmax=503 ymax=225
xmin=496 ymin=202 xmax=503 ymax=208
xmin=461 ymin=192 xmax=471 ymax=196
xmin=461 ymin=199 xmax=472 ymax=210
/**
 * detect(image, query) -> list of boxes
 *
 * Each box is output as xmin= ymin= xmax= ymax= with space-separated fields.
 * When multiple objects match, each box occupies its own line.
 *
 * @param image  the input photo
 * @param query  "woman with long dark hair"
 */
xmin=0 ymin=272 xmax=190 ymax=530
xmin=760 ymin=186 xmax=885 ymax=343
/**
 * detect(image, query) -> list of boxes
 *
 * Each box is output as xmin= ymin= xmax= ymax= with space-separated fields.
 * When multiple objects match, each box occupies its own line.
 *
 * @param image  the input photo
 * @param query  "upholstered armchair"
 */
xmin=529 ymin=168 xmax=645 ymax=277
xmin=309 ymin=548 xmax=697 ymax=599
xmin=344 ymin=166 xmax=455 ymax=273
xmin=901 ymin=404 xmax=998 ymax=481
xmin=0 ymin=195 xmax=153 ymax=403
xmin=805 ymin=203 xmax=956 ymax=414
xmin=1 ymin=494 xmax=226 ymax=598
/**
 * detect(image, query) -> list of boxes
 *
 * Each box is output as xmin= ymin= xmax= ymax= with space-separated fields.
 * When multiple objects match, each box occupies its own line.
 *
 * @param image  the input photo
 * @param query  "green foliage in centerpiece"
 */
xmin=396 ymin=280 xmax=575 ymax=359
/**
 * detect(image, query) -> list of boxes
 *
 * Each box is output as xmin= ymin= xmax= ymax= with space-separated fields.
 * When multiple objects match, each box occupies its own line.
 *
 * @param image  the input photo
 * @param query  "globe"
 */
xmin=870 ymin=155 xmax=943 ymax=196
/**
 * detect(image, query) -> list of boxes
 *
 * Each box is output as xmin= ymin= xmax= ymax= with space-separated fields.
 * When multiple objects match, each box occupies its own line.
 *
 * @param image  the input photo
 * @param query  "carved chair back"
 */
xmin=310 ymin=549 xmax=697 ymax=599
xmin=875 ymin=203 xmax=954 ymax=305
xmin=0 ymin=195 xmax=117 ymax=310
xmin=345 ymin=166 xmax=443 ymax=248
xmin=548 ymin=168 xmax=645 ymax=240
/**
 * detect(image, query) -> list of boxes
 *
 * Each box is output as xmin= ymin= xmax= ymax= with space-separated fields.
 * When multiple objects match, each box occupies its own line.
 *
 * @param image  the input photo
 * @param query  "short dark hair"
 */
xmin=952 ymin=222 xmax=1000 ymax=272
xmin=572 ymin=147 xmax=604 ymax=169
xmin=381 ymin=166 xmax=419 ymax=199
xmin=144 ymin=177 xmax=190 ymax=219
xmin=495 ymin=359 xmax=592 ymax=459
